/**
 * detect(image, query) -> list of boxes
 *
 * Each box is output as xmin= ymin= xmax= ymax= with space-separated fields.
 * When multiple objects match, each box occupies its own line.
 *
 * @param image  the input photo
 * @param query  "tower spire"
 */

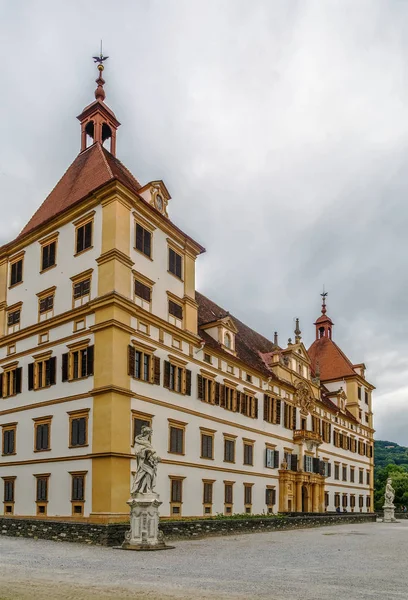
xmin=314 ymin=287 xmax=334 ymax=340
xmin=321 ymin=286 xmax=328 ymax=315
xmin=77 ymin=45 xmax=120 ymax=156
xmin=294 ymin=318 xmax=302 ymax=344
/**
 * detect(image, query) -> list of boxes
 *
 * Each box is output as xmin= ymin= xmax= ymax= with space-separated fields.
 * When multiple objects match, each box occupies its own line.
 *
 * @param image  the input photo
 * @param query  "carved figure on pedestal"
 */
xmin=131 ymin=426 xmax=161 ymax=496
xmin=384 ymin=478 xmax=395 ymax=508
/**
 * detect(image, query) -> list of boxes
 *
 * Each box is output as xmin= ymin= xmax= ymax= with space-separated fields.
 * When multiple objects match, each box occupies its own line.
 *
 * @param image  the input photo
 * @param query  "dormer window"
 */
xmin=224 ymin=333 xmax=232 ymax=349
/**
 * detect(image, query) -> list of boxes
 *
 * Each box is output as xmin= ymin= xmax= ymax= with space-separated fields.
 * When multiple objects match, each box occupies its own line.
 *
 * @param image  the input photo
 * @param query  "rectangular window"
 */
xmin=342 ymin=465 xmax=347 ymax=482
xmin=334 ymin=493 xmax=340 ymax=508
xmin=359 ymin=469 xmax=364 ymax=484
xmin=322 ymin=421 xmax=331 ymax=443
xmin=325 ymin=492 xmax=330 ymax=508
xmin=73 ymin=278 xmax=91 ymax=302
xmin=224 ymin=437 xmax=236 ymax=463
xmin=304 ymin=455 xmax=313 ymax=473
xmin=240 ymin=393 xmax=258 ymax=419
xmin=128 ymin=346 xmax=159 ymax=384
xmin=28 ymin=356 xmax=56 ymax=391
xmin=350 ymin=495 xmax=356 ymax=509
xmin=342 ymin=494 xmax=348 ymax=508
xmin=350 ymin=468 xmax=355 ymax=483
xmin=62 ymin=346 xmax=94 ymax=382
xmin=10 ymin=258 xmax=23 ymax=287
xmin=164 ymin=360 xmax=191 ymax=395
xmin=284 ymin=452 xmax=298 ymax=472
xmin=366 ymin=471 xmax=370 ymax=486
xmin=197 ymin=375 xmax=214 ymax=404
xmin=224 ymin=386 xmax=236 ymax=411
xmin=135 ymin=223 xmax=152 ymax=258
xmin=358 ymin=386 xmax=362 ymax=400
xmin=265 ymin=487 xmax=276 ymax=507
xmin=41 ymin=241 xmax=56 ymax=271
xmin=366 ymin=496 xmax=371 ymax=509
xmin=283 ymin=403 xmax=297 ymax=430
xmin=334 ymin=464 xmax=340 ymax=480
xmin=364 ymin=390 xmax=369 ymax=404
xmin=224 ymin=482 xmax=234 ymax=513
xmin=3 ymin=478 xmax=15 ymax=505
xmin=69 ymin=412 xmax=88 ymax=447
xmin=35 ymin=474 xmax=49 ymax=515
xmin=359 ymin=495 xmax=364 ymax=509
xmin=1 ymin=367 xmax=22 ymax=398
xmin=201 ymin=432 xmax=214 ymax=459
xmin=168 ymin=299 xmax=183 ymax=328
xmin=7 ymin=309 xmax=21 ymax=331
xmin=39 ymin=294 xmax=54 ymax=319
xmin=203 ymin=353 xmax=212 ymax=364
xmin=244 ymin=484 xmax=253 ymax=510
xmin=2 ymin=425 xmax=16 ymax=455
xmin=243 ymin=441 xmax=254 ymax=466
xmin=76 ymin=221 xmax=93 ymax=254
xmin=168 ymin=247 xmax=183 ymax=279
xmin=170 ymin=477 xmax=183 ymax=515
xmin=169 ymin=424 xmax=185 ymax=455
xmin=34 ymin=420 xmax=51 ymax=452
xmin=265 ymin=447 xmax=279 ymax=469
xmin=71 ymin=474 xmax=85 ymax=501
xmin=203 ymin=481 xmax=213 ymax=514
xmin=134 ymin=279 xmax=151 ymax=306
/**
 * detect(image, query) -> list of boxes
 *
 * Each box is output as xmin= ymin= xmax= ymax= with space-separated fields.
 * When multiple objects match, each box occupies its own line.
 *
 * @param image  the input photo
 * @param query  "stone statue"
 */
xmin=131 ymin=426 xmax=161 ymax=496
xmin=384 ymin=478 xmax=395 ymax=508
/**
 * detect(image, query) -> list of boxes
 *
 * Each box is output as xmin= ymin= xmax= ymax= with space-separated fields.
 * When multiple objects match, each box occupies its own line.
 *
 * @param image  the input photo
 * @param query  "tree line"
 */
xmin=374 ymin=440 xmax=408 ymax=510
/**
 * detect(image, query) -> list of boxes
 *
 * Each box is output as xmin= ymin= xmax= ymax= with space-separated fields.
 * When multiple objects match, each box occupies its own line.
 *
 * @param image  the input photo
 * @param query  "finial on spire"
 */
xmin=92 ymin=41 xmax=109 ymax=102
xmin=321 ymin=285 xmax=328 ymax=315
xmin=294 ymin=318 xmax=302 ymax=344
xmin=274 ymin=331 xmax=279 ymax=346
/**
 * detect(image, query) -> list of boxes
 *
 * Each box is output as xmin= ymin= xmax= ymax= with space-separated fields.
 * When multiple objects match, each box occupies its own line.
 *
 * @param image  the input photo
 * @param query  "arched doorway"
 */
xmin=302 ymin=485 xmax=309 ymax=512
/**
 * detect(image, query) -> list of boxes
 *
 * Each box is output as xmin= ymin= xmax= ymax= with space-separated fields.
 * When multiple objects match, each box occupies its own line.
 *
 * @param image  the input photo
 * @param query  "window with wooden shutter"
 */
xmin=128 ymin=345 xmax=154 ymax=383
xmin=62 ymin=344 xmax=93 ymax=382
xmin=34 ymin=419 xmax=51 ymax=452
xmin=224 ymin=482 xmax=234 ymax=513
xmin=38 ymin=293 xmax=54 ymax=321
xmin=35 ymin=474 xmax=50 ymax=515
xmin=76 ymin=220 xmax=93 ymax=254
xmin=163 ymin=360 xmax=190 ymax=395
xmin=71 ymin=474 xmax=85 ymax=502
xmin=265 ymin=447 xmax=279 ymax=469
xmin=342 ymin=465 xmax=347 ymax=481
xmin=169 ymin=423 xmax=185 ymax=454
xmin=41 ymin=240 xmax=57 ymax=272
xmin=224 ymin=437 xmax=235 ymax=463
xmin=2 ymin=424 xmax=16 ymax=455
xmin=168 ymin=247 xmax=183 ymax=279
xmin=244 ymin=484 xmax=253 ymax=511
xmin=334 ymin=464 xmax=340 ymax=480
xmin=4 ymin=478 xmax=15 ymax=503
xmin=201 ymin=432 xmax=214 ymax=459
xmin=7 ymin=308 xmax=21 ymax=333
xmin=1 ymin=366 xmax=22 ymax=398
xmin=243 ymin=441 xmax=254 ymax=466
xmin=265 ymin=487 xmax=276 ymax=507
xmin=10 ymin=257 xmax=23 ymax=287
xmin=69 ymin=411 xmax=89 ymax=447
xmin=134 ymin=280 xmax=151 ymax=303
xmin=29 ymin=356 xmax=56 ymax=391
xmin=170 ymin=477 xmax=184 ymax=515
xmin=135 ymin=223 xmax=152 ymax=258
xmin=132 ymin=412 xmax=153 ymax=443
xmin=203 ymin=480 xmax=214 ymax=514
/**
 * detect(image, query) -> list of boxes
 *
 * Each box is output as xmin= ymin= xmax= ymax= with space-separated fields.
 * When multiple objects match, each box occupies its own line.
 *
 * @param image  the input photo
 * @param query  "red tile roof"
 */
xmin=196 ymin=291 xmax=278 ymax=377
xmin=18 ymin=143 xmax=141 ymax=238
xmin=308 ymin=336 xmax=356 ymax=381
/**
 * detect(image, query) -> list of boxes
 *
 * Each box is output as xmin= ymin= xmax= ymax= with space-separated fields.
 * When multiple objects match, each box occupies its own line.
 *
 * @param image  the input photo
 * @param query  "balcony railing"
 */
xmin=293 ymin=429 xmax=322 ymax=445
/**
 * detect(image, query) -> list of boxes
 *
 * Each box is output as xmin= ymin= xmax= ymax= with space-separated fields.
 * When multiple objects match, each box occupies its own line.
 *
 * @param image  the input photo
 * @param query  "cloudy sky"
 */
xmin=1 ymin=0 xmax=407 ymax=443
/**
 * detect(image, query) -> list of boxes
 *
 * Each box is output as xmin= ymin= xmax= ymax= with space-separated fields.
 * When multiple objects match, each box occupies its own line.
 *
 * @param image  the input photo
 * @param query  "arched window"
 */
xmin=319 ymin=326 xmax=325 ymax=338
xmin=224 ymin=332 xmax=232 ymax=349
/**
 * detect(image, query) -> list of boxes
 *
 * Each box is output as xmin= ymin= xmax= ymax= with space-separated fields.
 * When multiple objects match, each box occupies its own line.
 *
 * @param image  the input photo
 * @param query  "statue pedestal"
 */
xmin=383 ymin=505 xmax=396 ymax=523
xmin=121 ymin=492 xmax=173 ymax=551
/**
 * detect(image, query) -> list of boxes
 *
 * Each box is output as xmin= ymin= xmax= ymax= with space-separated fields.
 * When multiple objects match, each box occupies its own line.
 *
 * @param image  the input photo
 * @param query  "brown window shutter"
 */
xmin=275 ymin=399 xmax=281 ymax=424
xmin=15 ymin=367 xmax=22 ymax=394
xmin=214 ymin=382 xmax=220 ymax=405
xmin=154 ymin=357 xmax=160 ymax=385
xmin=28 ymin=363 xmax=34 ymax=390
xmin=274 ymin=450 xmax=279 ymax=468
xmin=254 ymin=397 xmax=258 ymax=419
xmin=185 ymin=369 xmax=192 ymax=396
xmin=220 ymin=385 xmax=226 ymax=408
xmin=0 ymin=373 xmax=3 ymax=398
xmin=128 ymin=345 xmax=135 ymax=377
xmin=164 ymin=361 xmax=170 ymax=389
xmin=263 ymin=395 xmax=268 ymax=421
xmin=235 ymin=391 xmax=241 ymax=413
xmin=292 ymin=406 xmax=297 ymax=430
xmin=197 ymin=374 xmax=203 ymax=399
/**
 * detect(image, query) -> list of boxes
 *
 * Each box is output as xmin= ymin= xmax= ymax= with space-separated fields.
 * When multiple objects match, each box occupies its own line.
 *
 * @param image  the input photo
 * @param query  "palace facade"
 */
xmin=0 ymin=63 xmax=374 ymax=521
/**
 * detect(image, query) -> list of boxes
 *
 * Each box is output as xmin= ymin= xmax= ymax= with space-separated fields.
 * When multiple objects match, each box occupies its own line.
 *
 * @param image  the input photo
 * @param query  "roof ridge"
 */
xmin=97 ymin=142 xmax=114 ymax=179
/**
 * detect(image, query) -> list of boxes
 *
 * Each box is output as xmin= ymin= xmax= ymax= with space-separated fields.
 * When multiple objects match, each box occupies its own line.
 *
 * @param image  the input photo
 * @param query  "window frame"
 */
xmin=9 ymin=252 xmax=24 ymax=288
xmin=29 ymin=352 xmax=56 ymax=391
xmin=244 ymin=483 xmax=253 ymax=513
xmin=167 ymin=294 xmax=184 ymax=328
xmin=40 ymin=233 xmax=59 ymax=273
xmin=2 ymin=423 xmax=17 ymax=456
xmin=265 ymin=486 xmax=276 ymax=513
xmin=169 ymin=476 xmax=185 ymax=516
xmin=224 ymin=480 xmax=234 ymax=515
xmin=74 ymin=213 xmax=94 ymax=256
xmin=68 ymin=409 xmax=89 ymax=448
xmin=224 ymin=435 xmax=236 ymax=463
xmin=168 ymin=420 xmax=186 ymax=455
xmin=1 ymin=363 xmax=22 ymax=398
xmin=168 ymin=246 xmax=183 ymax=280
xmin=6 ymin=303 xmax=22 ymax=333
xmin=2 ymin=476 xmax=16 ymax=514
xmin=37 ymin=287 xmax=56 ymax=322
xmin=132 ymin=411 xmax=154 ymax=445
xmin=62 ymin=341 xmax=94 ymax=382
xmin=163 ymin=358 xmax=191 ymax=396
xmin=33 ymin=416 xmax=52 ymax=453
xmin=134 ymin=220 xmax=153 ymax=259
xmin=71 ymin=269 xmax=93 ymax=308
xmin=128 ymin=344 xmax=156 ymax=384
xmin=200 ymin=428 xmax=215 ymax=460
xmin=70 ymin=470 xmax=87 ymax=516
xmin=202 ymin=479 xmax=215 ymax=516
xmin=243 ymin=439 xmax=254 ymax=466
xmin=34 ymin=473 xmax=50 ymax=515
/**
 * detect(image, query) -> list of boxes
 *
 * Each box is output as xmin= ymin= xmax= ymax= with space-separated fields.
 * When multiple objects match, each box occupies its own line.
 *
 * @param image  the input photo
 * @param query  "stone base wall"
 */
xmin=0 ymin=513 xmax=376 ymax=546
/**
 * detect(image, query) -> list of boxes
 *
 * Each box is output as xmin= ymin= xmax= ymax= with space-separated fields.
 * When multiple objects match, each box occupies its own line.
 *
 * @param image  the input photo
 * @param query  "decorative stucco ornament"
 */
xmin=294 ymin=381 xmax=314 ymax=415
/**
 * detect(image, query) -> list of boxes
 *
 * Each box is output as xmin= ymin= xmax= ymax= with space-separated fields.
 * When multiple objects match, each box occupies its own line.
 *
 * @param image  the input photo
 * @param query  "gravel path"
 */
xmin=0 ymin=521 xmax=407 ymax=599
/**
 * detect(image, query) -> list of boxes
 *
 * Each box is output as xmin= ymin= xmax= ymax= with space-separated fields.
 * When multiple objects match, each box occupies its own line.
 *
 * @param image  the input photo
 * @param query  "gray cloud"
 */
xmin=1 ymin=0 xmax=407 ymax=443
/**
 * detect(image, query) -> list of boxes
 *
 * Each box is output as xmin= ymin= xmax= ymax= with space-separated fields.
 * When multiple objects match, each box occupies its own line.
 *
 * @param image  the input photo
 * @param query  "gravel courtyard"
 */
xmin=0 ymin=521 xmax=407 ymax=600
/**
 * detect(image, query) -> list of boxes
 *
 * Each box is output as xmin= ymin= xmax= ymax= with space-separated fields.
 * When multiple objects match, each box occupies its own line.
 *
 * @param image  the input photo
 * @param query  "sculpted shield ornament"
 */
xmin=294 ymin=381 xmax=314 ymax=415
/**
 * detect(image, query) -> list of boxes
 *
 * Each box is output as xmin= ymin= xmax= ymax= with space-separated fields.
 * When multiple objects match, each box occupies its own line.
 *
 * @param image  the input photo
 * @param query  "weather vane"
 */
xmin=93 ymin=40 xmax=109 ymax=66
xmin=320 ymin=285 xmax=328 ymax=314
